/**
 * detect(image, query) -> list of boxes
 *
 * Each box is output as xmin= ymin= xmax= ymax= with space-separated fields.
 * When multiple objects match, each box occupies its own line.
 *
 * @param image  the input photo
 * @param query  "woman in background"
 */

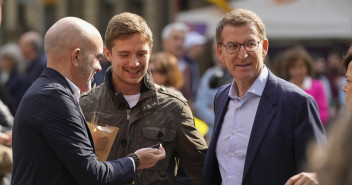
xmin=283 ymin=46 xmax=329 ymax=126
xmin=149 ymin=52 xmax=184 ymax=91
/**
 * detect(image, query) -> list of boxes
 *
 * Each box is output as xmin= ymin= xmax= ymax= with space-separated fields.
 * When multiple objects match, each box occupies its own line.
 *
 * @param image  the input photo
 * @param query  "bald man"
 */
xmin=11 ymin=17 xmax=165 ymax=185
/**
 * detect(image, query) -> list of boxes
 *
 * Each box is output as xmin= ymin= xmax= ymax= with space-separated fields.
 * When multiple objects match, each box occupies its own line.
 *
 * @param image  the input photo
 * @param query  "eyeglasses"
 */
xmin=218 ymin=41 xmax=261 ymax=54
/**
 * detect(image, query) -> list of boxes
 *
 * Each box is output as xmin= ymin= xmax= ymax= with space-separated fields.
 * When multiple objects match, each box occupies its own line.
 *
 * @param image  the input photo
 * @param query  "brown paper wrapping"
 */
xmin=87 ymin=122 xmax=119 ymax=161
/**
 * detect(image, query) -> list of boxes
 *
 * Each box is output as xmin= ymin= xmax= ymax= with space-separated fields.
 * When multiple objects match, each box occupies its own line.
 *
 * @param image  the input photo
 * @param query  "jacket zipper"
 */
xmin=126 ymin=110 xmax=131 ymax=155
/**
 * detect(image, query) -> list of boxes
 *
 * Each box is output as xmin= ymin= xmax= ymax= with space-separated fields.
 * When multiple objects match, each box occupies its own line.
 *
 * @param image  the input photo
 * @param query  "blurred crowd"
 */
xmin=0 ymin=30 xmax=47 ymax=184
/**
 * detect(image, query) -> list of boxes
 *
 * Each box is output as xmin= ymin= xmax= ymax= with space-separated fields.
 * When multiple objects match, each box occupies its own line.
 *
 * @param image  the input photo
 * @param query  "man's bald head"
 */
xmin=45 ymin=17 xmax=102 ymax=61
xmin=44 ymin=17 xmax=103 ymax=93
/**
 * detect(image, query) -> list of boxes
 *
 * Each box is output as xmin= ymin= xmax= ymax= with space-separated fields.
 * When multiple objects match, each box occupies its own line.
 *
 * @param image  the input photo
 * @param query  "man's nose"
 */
xmin=129 ymin=55 xmax=140 ymax=67
xmin=237 ymin=45 xmax=248 ymax=59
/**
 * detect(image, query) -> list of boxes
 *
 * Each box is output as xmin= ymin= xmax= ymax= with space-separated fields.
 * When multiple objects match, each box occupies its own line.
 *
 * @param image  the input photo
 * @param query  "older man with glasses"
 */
xmin=203 ymin=8 xmax=326 ymax=185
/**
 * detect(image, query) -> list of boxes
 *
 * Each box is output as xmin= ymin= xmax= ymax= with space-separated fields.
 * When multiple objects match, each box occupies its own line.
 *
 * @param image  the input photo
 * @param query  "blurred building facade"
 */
xmin=0 ymin=0 xmax=209 ymax=52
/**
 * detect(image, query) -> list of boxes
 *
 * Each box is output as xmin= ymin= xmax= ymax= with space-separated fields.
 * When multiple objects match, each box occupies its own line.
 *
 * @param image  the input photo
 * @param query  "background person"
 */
xmin=0 ymin=43 xmax=29 ymax=115
xmin=341 ymin=46 xmax=352 ymax=111
xmin=18 ymin=31 xmax=47 ymax=84
xmin=309 ymin=114 xmax=352 ymax=185
xmin=0 ymin=4 xmax=15 ymax=185
xmin=161 ymin=23 xmax=194 ymax=106
xmin=183 ymin=31 xmax=207 ymax=101
xmin=194 ymin=41 xmax=233 ymax=140
xmin=310 ymin=48 xmax=352 ymax=185
xmin=149 ymin=52 xmax=184 ymax=90
xmin=283 ymin=46 xmax=329 ymax=126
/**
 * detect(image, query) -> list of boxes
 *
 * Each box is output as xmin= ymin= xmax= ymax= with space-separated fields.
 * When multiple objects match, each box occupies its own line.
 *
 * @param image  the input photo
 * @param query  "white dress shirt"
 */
xmin=65 ymin=78 xmax=80 ymax=102
xmin=216 ymin=66 xmax=268 ymax=185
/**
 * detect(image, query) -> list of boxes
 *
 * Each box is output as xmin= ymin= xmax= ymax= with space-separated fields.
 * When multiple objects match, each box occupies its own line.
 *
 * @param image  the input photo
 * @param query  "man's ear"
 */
xmin=103 ymin=47 xmax=112 ymax=63
xmin=262 ymin=39 xmax=269 ymax=58
xmin=71 ymin=48 xmax=80 ymax=67
xmin=216 ymin=44 xmax=225 ymax=63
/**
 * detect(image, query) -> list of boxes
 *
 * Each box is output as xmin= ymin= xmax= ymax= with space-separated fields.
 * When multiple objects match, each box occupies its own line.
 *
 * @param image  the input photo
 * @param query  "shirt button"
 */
xmin=229 ymin=176 xmax=232 ymax=179
xmin=237 ymin=107 xmax=241 ymax=111
xmin=230 ymin=153 xmax=234 ymax=157
xmin=233 ymin=130 xmax=237 ymax=134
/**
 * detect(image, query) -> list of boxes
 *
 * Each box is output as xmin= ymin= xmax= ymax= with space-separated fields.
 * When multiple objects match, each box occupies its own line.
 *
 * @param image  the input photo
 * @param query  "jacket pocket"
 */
xmin=141 ymin=126 xmax=176 ymax=171
xmin=141 ymin=126 xmax=176 ymax=142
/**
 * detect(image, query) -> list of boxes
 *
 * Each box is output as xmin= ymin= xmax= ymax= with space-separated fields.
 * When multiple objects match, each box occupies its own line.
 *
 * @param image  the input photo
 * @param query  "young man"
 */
xmin=203 ymin=9 xmax=326 ymax=185
xmin=80 ymin=13 xmax=207 ymax=185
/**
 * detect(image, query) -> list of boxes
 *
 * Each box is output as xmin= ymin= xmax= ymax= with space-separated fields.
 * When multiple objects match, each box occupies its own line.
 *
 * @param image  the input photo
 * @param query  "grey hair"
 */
xmin=161 ymin=22 xmax=188 ymax=40
xmin=0 ymin=43 xmax=23 ymax=69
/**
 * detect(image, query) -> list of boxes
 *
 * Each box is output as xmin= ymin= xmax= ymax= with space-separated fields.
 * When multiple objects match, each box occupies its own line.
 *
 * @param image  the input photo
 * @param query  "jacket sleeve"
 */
xmin=293 ymin=95 xmax=327 ymax=168
xmin=174 ymin=102 xmax=208 ymax=185
xmin=39 ymin=89 xmax=134 ymax=185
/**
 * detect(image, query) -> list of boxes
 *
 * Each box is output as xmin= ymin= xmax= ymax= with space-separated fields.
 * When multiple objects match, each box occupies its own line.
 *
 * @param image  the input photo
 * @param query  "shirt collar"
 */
xmin=65 ymin=78 xmax=81 ymax=102
xmin=228 ymin=65 xmax=269 ymax=99
xmin=301 ymin=76 xmax=312 ymax=90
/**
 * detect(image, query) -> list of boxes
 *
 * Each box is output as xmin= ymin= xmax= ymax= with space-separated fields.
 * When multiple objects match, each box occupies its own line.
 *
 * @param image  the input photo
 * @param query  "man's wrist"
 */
xmin=127 ymin=153 xmax=140 ymax=169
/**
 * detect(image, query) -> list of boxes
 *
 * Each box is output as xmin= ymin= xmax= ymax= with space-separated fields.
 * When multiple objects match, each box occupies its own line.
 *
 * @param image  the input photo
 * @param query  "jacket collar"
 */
xmin=41 ymin=67 xmax=74 ymax=95
xmin=104 ymin=67 xmax=158 ymax=110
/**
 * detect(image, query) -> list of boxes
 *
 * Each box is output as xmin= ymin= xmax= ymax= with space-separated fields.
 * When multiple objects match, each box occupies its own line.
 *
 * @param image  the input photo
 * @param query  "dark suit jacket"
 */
xmin=203 ymin=71 xmax=326 ymax=185
xmin=26 ymin=54 xmax=47 ymax=84
xmin=11 ymin=68 xmax=134 ymax=185
xmin=5 ymin=71 xmax=29 ymax=114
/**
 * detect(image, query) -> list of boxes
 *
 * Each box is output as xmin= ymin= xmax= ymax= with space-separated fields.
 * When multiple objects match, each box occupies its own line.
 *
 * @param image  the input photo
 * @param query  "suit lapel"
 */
xmin=242 ymin=72 xmax=278 ymax=181
xmin=205 ymin=85 xmax=231 ymax=184
xmin=212 ymin=85 xmax=231 ymax=147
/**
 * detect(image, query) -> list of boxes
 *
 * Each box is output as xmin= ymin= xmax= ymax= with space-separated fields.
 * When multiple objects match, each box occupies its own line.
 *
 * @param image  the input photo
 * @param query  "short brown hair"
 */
xmin=105 ymin=12 xmax=153 ymax=50
xmin=149 ymin=52 xmax=184 ymax=90
xmin=216 ymin=8 xmax=266 ymax=43
xmin=343 ymin=46 xmax=352 ymax=71
xmin=283 ymin=46 xmax=314 ymax=80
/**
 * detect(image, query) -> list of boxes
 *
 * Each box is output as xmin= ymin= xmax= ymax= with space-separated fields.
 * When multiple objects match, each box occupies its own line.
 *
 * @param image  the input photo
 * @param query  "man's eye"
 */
xmin=246 ymin=42 xmax=256 ymax=47
xmin=227 ymin=44 xmax=239 ymax=49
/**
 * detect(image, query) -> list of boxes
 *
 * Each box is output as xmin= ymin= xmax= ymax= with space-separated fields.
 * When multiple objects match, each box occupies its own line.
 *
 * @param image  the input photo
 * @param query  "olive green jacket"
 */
xmin=80 ymin=67 xmax=207 ymax=185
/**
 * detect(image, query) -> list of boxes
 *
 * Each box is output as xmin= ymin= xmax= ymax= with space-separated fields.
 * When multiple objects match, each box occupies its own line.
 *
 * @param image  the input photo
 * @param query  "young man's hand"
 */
xmin=134 ymin=145 xmax=166 ymax=169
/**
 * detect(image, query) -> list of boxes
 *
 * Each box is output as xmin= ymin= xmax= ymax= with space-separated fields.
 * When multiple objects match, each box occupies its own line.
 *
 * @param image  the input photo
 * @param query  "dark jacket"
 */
xmin=203 ymin=71 xmax=327 ymax=185
xmin=26 ymin=54 xmax=47 ymax=84
xmin=11 ymin=68 xmax=134 ymax=185
xmin=80 ymin=67 xmax=208 ymax=185
xmin=5 ymin=71 xmax=29 ymax=114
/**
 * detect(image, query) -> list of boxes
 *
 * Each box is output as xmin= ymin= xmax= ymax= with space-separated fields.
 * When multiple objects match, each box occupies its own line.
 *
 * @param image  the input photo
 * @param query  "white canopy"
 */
xmin=176 ymin=0 xmax=352 ymax=40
